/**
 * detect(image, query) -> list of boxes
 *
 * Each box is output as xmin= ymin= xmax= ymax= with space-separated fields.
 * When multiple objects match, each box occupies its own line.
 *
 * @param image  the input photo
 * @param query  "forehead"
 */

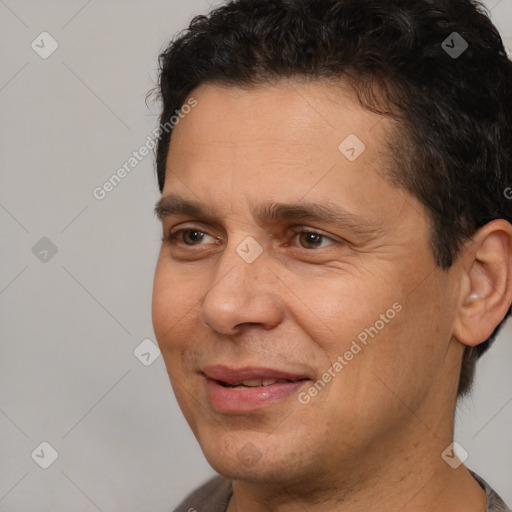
xmin=161 ymin=80 xmax=430 ymax=259
xmin=168 ymin=79 xmax=388 ymax=158
xmin=165 ymin=80 xmax=395 ymax=205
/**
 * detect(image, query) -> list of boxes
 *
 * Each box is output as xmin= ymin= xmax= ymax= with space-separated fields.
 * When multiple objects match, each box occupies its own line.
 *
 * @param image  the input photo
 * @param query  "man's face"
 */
xmin=152 ymin=81 xmax=462 ymax=485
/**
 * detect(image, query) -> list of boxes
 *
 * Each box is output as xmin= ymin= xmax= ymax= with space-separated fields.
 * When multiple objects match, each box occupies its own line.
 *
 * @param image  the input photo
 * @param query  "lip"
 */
xmin=202 ymin=365 xmax=311 ymax=413
xmin=203 ymin=365 xmax=310 ymax=384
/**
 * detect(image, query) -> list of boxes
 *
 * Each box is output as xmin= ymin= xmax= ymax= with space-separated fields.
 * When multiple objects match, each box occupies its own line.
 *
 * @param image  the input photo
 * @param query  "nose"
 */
xmin=199 ymin=242 xmax=284 ymax=336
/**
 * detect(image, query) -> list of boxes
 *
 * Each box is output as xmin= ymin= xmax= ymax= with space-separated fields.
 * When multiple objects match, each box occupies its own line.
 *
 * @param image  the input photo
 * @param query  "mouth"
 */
xmin=216 ymin=377 xmax=297 ymax=390
xmin=202 ymin=365 xmax=311 ymax=412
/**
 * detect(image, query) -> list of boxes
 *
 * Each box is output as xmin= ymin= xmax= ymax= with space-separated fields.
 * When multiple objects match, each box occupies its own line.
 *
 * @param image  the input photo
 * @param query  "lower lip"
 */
xmin=205 ymin=377 xmax=309 ymax=412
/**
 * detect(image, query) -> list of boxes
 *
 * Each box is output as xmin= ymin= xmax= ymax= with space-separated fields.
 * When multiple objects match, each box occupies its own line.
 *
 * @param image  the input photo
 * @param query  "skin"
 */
xmin=152 ymin=80 xmax=512 ymax=511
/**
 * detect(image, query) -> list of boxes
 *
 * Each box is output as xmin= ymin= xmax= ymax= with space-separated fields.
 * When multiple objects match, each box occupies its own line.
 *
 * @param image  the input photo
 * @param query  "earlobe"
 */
xmin=453 ymin=219 xmax=512 ymax=348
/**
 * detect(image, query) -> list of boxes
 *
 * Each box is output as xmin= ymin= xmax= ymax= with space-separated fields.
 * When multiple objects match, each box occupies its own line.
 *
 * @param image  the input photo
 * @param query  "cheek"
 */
xmin=151 ymin=256 xmax=195 ymax=350
xmin=301 ymin=266 xmax=418 ymax=383
xmin=300 ymin=271 xmax=393 ymax=353
xmin=152 ymin=258 xmax=172 ymax=338
xmin=346 ymin=273 xmax=457 ymax=405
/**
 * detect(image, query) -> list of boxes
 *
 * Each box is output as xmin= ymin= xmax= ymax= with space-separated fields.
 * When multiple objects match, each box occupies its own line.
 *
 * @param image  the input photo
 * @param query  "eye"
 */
xmin=163 ymin=227 xmax=337 ymax=251
xmin=164 ymin=229 xmax=218 ymax=246
xmin=290 ymin=229 xmax=335 ymax=249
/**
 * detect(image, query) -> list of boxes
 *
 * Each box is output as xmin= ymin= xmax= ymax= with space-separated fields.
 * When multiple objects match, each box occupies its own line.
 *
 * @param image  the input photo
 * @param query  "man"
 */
xmin=151 ymin=0 xmax=512 ymax=510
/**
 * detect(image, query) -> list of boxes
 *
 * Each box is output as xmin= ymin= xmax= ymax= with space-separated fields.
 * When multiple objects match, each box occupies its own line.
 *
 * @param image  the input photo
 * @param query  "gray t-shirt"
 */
xmin=173 ymin=470 xmax=511 ymax=511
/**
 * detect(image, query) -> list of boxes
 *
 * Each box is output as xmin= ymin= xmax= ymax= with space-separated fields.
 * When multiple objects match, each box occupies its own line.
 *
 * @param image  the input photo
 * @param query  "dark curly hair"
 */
xmin=154 ymin=0 xmax=512 ymax=397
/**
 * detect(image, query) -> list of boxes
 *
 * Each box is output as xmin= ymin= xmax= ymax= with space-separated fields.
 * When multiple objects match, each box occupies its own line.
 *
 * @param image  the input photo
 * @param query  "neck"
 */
xmin=226 ymin=413 xmax=486 ymax=512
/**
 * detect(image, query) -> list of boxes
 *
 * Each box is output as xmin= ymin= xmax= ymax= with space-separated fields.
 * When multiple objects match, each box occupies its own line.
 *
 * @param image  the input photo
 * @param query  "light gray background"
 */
xmin=0 ymin=1 xmax=511 ymax=511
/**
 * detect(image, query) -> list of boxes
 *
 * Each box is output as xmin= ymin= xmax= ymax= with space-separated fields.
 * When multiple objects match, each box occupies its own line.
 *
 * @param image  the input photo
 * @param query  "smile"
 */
xmin=202 ymin=365 xmax=311 ymax=412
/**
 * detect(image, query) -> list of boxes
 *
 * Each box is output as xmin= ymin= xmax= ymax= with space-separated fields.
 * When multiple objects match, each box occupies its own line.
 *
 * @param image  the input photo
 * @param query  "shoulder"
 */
xmin=470 ymin=470 xmax=512 ymax=512
xmin=172 ymin=475 xmax=233 ymax=512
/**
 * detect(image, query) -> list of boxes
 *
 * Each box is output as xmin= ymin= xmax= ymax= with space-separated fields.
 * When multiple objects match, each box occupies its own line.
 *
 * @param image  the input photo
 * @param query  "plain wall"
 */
xmin=0 ymin=1 xmax=511 ymax=510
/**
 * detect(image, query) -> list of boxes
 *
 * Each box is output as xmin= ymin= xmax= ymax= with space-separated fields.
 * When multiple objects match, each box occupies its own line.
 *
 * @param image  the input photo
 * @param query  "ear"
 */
xmin=453 ymin=219 xmax=512 ymax=347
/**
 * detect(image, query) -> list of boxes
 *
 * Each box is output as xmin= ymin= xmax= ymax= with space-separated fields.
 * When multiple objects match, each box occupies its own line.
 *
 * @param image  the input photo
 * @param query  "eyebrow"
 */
xmin=154 ymin=194 xmax=380 ymax=238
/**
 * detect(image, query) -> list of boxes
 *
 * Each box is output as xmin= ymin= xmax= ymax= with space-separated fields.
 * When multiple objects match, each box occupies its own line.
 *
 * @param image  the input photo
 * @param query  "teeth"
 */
xmin=231 ymin=379 xmax=279 ymax=387
xmin=241 ymin=379 xmax=262 ymax=387
xmin=219 ymin=378 xmax=285 ymax=389
xmin=240 ymin=379 xmax=278 ymax=387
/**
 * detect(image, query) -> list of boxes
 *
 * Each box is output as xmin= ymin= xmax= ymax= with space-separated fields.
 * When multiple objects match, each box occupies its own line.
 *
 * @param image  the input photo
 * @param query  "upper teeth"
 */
xmin=241 ymin=379 xmax=278 ymax=387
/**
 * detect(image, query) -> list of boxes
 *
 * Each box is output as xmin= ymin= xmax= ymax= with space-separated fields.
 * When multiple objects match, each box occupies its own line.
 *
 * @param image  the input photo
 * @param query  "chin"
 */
xmin=197 ymin=429 xmax=306 ymax=484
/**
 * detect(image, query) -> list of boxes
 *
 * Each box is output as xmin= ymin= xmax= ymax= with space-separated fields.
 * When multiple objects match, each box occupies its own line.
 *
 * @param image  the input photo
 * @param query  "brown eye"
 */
xmin=291 ymin=230 xmax=335 ymax=249
xmin=299 ymin=232 xmax=323 ymax=249
xmin=182 ymin=230 xmax=206 ymax=245
xmin=164 ymin=229 xmax=217 ymax=247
